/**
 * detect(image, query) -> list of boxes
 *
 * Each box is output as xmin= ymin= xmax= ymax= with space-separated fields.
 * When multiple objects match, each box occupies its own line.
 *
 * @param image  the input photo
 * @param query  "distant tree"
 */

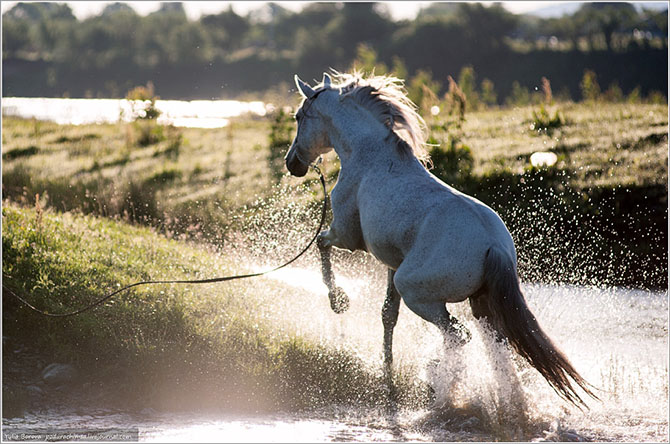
xmin=416 ymin=3 xmax=459 ymax=20
xmin=2 ymin=16 xmax=30 ymax=57
xmin=392 ymin=17 xmax=465 ymax=73
xmin=74 ymin=11 xmax=141 ymax=68
xmin=101 ymin=3 xmax=136 ymax=16
xmin=456 ymin=3 xmax=518 ymax=53
xmin=169 ymin=22 xmax=209 ymax=64
xmin=156 ymin=2 xmax=186 ymax=17
xmin=574 ymin=3 xmax=637 ymax=50
xmin=3 ymin=2 xmax=75 ymax=22
xmin=1 ymin=0 xmax=666 ymax=100
xmin=3 ymin=2 xmax=77 ymax=59
xmin=273 ymin=2 xmax=338 ymax=51
xmin=200 ymin=6 xmax=250 ymax=51
xmin=543 ymin=16 xmax=580 ymax=49
xmin=295 ymin=2 xmax=340 ymax=27
xmin=327 ymin=3 xmax=394 ymax=60
xmin=642 ymin=7 xmax=668 ymax=36
xmin=140 ymin=5 xmax=191 ymax=65
xmin=294 ymin=28 xmax=335 ymax=78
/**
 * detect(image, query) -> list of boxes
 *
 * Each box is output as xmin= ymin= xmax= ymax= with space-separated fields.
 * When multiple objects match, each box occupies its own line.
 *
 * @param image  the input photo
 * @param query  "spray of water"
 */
xmin=191 ymin=174 xmax=667 ymax=441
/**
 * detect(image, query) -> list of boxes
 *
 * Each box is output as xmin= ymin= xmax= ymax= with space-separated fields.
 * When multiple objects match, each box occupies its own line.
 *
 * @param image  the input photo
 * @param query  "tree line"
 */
xmin=2 ymin=2 xmax=667 ymax=101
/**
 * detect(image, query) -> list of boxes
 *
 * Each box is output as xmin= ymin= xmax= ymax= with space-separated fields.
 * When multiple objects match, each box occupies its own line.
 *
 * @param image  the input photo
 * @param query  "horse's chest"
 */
xmin=330 ymin=186 xmax=366 ymax=251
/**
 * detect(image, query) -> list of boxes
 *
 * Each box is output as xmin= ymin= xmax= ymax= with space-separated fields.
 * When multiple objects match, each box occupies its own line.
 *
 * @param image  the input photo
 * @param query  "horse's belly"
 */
xmin=365 ymin=241 xmax=404 ymax=270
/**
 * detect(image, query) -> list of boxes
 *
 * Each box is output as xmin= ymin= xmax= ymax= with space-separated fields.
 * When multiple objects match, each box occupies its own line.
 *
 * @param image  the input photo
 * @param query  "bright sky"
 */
xmin=0 ymin=1 xmax=570 ymax=21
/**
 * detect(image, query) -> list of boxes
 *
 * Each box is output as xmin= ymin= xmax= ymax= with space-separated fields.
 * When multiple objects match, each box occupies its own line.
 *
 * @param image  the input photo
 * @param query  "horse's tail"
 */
xmin=481 ymin=246 xmax=598 ymax=408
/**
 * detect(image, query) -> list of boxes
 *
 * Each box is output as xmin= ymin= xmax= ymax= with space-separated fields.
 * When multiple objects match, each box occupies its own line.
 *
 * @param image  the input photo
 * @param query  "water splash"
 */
xmin=249 ymin=255 xmax=668 ymax=441
xmin=211 ymin=177 xmax=668 ymax=441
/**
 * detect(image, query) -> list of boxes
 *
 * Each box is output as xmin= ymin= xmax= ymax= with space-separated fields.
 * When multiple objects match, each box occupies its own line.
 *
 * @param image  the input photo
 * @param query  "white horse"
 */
xmin=285 ymin=71 xmax=596 ymax=407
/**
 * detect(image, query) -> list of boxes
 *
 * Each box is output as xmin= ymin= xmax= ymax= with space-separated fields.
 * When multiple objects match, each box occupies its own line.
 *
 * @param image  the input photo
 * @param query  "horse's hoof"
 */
xmin=447 ymin=323 xmax=471 ymax=346
xmin=329 ymin=287 xmax=350 ymax=314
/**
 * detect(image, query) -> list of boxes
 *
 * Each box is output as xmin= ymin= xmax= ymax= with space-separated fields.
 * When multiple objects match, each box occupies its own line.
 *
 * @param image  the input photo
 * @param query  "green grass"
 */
xmin=0 ymin=101 xmax=667 ymax=412
xmin=2 ymin=101 xmax=667 ymax=288
xmin=1 ymin=115 xmax=340 ymax=243
xmin=455 ymin=102 xmax=667 ymax=188
xmin=2 ymin=102 xmax=665 ymax=234
xmin=2 ymin=202 xmax=428 ymax=412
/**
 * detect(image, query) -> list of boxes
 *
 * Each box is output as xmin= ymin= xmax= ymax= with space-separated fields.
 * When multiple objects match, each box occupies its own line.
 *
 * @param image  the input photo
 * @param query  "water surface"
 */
xmin=3 ymin=271 xmax=667 ymax=442
xmin=1 ymin=97 xmax=268 ymax=128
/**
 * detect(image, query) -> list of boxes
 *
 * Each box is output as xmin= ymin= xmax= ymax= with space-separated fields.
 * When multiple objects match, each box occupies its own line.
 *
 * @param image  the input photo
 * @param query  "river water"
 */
xmin=3 ymin=263 xmax=667 ymax=442
xmin=1 ymin=97 xmax=269 ymax=128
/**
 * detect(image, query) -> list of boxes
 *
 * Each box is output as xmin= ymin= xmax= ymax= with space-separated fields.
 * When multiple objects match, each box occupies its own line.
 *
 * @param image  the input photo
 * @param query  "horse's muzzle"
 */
xmin=285 ymin=146 xmax=309 ymax=177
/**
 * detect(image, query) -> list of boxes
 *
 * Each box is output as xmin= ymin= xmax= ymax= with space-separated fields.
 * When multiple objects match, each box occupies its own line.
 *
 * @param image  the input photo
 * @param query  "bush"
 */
xmin=530 ymin=103 xmax=564 ymax=136
xmin=126 ymin=82 xmax=161 ymax=120
xmin=407 ymin=69 xmax=441 ymax=114
xmin=267 ymin=109 xmax=294 ymax=181
xmin=351 ymin=43 xmax=388 ymax=76
xmin=458 ymin=65 xmax=480 ymax=110
xmin=132 ymin=120 xmax=165 ymax=147
xmin=580 ymin=69 xmax=601 ymax=102
xmin=603 ymin=81 xmax=624 ymax=103
xmin=646 ymin=90 xmax=667 ymax=105
xmin=428 ymin=134 xmax=474 ymax=185
xmin=480 ymin=78 xmax=497 ymax=107
xmin=443 ymin=76 xmax=467 ymax=123
xmin=505 ymin=81 xmax=531 ymax=107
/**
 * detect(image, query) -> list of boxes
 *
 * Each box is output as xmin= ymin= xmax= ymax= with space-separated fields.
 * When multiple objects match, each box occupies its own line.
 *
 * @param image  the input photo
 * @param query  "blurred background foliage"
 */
xmin=2 ymin=2 xmax=667 ymax=102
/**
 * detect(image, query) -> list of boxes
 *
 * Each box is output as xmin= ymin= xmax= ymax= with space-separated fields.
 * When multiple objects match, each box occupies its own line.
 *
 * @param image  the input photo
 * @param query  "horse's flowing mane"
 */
xmin=326 ymin=71 xmax=429 ymax=165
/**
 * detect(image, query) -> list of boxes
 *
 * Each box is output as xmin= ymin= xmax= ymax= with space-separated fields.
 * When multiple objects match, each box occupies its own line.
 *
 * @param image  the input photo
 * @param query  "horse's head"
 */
xmin=285 ymin=73 xmax=335 ymax=177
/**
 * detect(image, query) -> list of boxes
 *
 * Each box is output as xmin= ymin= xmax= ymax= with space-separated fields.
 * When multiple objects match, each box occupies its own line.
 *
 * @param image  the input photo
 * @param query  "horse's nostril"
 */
xmin=286 ymin=151 xmax=308 ymax=177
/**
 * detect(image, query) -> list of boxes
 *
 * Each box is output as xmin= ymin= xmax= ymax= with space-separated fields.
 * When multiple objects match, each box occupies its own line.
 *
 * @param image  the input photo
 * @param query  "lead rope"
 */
xmin=3 ymin=164 xmax=328 ymax=318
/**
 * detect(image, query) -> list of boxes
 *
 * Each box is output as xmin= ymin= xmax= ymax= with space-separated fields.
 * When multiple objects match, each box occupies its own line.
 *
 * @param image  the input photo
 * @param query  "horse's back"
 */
xmin=360 ymin=168 xmax=514 ymax=255
xmin=360 ymin=168 xmax=516 ymax=303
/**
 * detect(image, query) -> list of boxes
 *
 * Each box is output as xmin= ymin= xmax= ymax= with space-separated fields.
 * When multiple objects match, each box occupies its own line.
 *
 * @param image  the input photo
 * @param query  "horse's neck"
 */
xmin=327 ymin=108 xmax=415 ymax=174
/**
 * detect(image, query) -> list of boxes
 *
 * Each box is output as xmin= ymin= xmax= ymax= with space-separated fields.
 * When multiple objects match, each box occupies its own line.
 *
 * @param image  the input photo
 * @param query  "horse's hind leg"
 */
xmin=469 ymin=292 xmax=503 ymax=342
xmin=393 ymin=272 xmax=471 ymax=345
xmin=382 ymin=269 xmax=401 ymax=399
xmin=317 ymin=233 xmax=350 ymax=314
xmin=430 ymin=304 xmax=471 ymax=346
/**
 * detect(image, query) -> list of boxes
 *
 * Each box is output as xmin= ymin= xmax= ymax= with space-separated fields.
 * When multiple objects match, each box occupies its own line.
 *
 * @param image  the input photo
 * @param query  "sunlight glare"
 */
xmin=268 ymin=266 xmax=363 ymax=298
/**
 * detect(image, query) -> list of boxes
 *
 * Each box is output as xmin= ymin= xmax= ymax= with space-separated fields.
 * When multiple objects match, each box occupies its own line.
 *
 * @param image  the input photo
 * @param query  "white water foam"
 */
xmin=261 ymin=260 xmax=669 ymax=442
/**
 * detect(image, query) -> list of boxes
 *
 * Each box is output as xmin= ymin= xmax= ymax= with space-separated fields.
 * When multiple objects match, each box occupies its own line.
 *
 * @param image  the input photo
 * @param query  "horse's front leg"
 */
xmin=382 ymin=268 xmax=401 ymax=401
xmin=317 ymin=230 xmax=350 ymax=314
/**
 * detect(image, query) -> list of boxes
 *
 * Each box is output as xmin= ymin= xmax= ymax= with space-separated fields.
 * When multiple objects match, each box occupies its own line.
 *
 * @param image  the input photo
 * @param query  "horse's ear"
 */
xmin=295 ymin=75 xmax=315 ymax=99
xmin=322 ymin=73 xmax=332 ymax=88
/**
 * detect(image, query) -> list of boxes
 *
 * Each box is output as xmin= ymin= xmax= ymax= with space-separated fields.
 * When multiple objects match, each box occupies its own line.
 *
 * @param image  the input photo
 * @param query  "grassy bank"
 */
xmin=446 ymin=102 xmax=667 ymax=288
xmin=2 ymin=101 xmax=667 ymax=288
xmin=1 ymin=99 xmax=666 ymax=419
xmin=2 ymin=202 xmax=427 ymax=414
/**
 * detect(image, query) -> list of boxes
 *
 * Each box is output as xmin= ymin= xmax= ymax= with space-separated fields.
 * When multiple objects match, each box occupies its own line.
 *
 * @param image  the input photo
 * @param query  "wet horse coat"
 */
xmin=285 ymin=72 xmax=596 ymax=407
